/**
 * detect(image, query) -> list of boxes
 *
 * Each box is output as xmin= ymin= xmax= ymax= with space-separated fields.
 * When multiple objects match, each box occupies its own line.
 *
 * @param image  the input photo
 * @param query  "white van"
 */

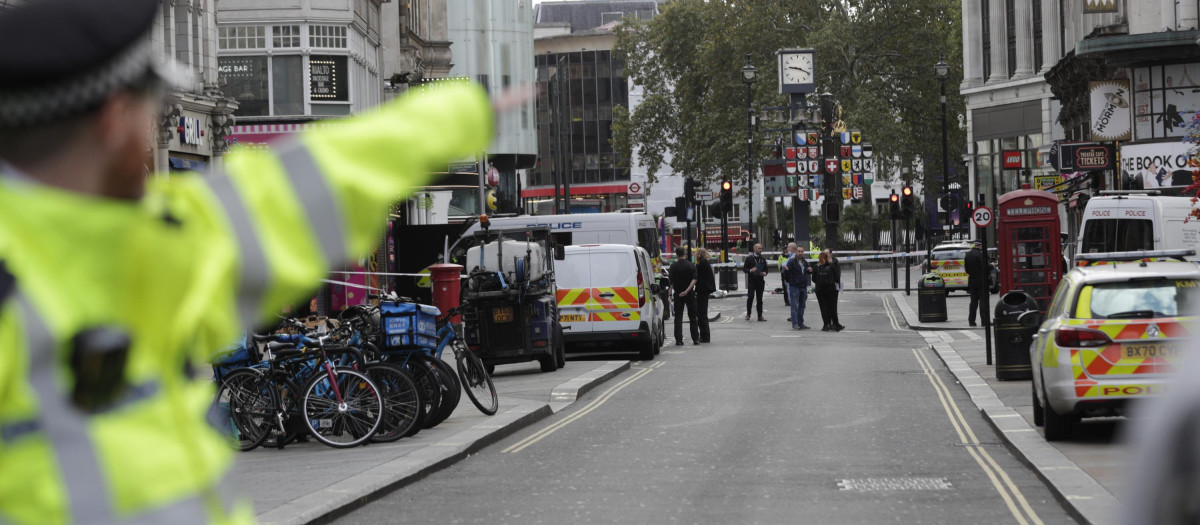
xmin=450 ymin=212 xmax=662 ymax=271
xmin=1076 ymin=195 xmax=1200 ymax=263
xmin=555 ymin=244 xmax=665 ymax=361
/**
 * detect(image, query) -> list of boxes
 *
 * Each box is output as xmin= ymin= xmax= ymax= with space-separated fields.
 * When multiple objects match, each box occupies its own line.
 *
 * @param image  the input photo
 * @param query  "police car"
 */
xmin=928 ymin=241 xmax=999 ymax=294
xmin=1026 ymin=250 xmax=1200 ymax=441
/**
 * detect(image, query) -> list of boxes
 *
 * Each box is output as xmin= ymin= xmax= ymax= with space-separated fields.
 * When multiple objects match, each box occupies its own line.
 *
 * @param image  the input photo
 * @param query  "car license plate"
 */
xmin=561 ymin=314 xmax=586 ymax=322
xmin=493 ymin=306 xmax=513 ymax=323
xmin=1124 ymin=343 xmax=1181 ymax=359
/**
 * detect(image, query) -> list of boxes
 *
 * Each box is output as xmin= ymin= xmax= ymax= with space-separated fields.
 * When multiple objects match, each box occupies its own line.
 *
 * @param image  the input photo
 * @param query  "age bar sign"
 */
xmin=309 ymin=55 xmax=348 ymax=102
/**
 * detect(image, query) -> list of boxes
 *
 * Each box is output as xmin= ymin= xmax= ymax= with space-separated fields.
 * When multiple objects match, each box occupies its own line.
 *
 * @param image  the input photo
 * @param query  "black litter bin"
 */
xmin=719 ymin=267 xmax=738 ymax=291
xmin=918 ymin=273 xmax=947 ymax=322
xmin=993 ymin=291 xmax=1039 ymax=380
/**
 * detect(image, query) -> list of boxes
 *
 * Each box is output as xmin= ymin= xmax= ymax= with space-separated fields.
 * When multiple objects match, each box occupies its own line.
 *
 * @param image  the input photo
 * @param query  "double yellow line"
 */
xmin=911 ymin=348 xmax=1044 ymax=525
xmin=502 ymin=362 xmax=662 ymax=454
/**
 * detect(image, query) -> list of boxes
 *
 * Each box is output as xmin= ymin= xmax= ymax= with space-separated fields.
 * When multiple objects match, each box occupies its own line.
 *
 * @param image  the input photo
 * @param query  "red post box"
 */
xmin=997 ymin=189 xmax=1063 ymax=312
xmin=429 ymin=263 xmax=464 ymax=323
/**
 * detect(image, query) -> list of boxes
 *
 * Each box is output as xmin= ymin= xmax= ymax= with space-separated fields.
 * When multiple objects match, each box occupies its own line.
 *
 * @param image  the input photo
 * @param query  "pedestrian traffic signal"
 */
xmin=901 ymin=185 xmax=914 ymax=220
xmin=674 ymin=196 xmax=688 ymax=222
xmin=889 ymin=192 xmax=900 ymax=220
xmin=684 ymin=178 xmax=696 ymax=203
xmin=720 ymin=179 xmax=733 ymax=214
xmin=823 ymin=200 xmax=841 ymax=224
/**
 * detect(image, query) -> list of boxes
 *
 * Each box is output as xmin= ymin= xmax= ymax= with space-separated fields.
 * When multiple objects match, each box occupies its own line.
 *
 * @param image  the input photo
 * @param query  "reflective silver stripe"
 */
xmin=275 ymin=143 xmax=348 ymax=268
xmin=16 ymin=292 xmax=217 ymax=524
xmin=207 ymin=174 xmax=271 ymax=323
xmin=18 ymin=291 xmax=113 ymax=523
xmin=1 ymin=379 xmax=158 ymax=444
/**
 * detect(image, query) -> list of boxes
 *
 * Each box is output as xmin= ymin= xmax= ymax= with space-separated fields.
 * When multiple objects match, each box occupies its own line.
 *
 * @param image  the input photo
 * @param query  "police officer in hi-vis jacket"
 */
xmin=0 ymin=0 xmax=510 ymax=522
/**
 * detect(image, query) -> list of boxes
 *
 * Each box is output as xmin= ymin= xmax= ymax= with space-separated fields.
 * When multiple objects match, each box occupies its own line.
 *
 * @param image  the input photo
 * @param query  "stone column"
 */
xmin=963 ymin=0 xmax=985 ymax=87
xmin=1181 ymin=0 xmax=1198 ymax=30
xmin=1014 ymin=0 xmax=1034 ymax=78
xmin=1040 ymin=0 xmax=1060 ymax=72
xmin=987 ymin=0 xmax=1008 ymax=83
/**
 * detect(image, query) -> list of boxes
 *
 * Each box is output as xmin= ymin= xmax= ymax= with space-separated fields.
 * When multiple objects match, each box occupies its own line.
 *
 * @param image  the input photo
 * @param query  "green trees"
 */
xmin=614 ymin=0 xmax=967 ymax=201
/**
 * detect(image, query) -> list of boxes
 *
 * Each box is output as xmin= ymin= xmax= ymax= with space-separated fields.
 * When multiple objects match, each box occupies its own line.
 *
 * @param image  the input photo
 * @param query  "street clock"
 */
xmin=777 ymin=49 xmax=815 ymax=94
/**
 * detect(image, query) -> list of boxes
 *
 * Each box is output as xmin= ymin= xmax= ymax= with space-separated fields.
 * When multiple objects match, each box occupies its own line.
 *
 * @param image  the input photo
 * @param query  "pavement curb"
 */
xmin=256 ymin=360 xmax=633 ymax=525
xmin=891 ymin=291 xmax=977 ymax=331
xmin=927 ymin=342 xmax=1121 ymax=525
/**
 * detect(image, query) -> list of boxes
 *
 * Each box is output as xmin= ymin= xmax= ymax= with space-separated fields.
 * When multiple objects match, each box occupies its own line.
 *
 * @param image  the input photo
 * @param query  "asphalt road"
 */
xmin=334 ymin=291 xmax=1076 ymax=524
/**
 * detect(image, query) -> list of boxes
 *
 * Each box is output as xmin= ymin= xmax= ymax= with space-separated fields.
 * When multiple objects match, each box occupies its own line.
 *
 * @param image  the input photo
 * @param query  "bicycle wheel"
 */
xmin=422 ymin=355 xmax=460 ymax=428
xmin=454 ymin=341 xmax=498 ymax=416
xmin=213 ymin=369 xmax=273 ymax=452
xmin=399 ymin=357 xmax=440 ymax=436
xmin=301 ymin=367 xmax=383 ymax=448
xmin=366 ymin=364 xmax=422 ymax=443
xmin=264 ymin=375 xmax=304 ymax=449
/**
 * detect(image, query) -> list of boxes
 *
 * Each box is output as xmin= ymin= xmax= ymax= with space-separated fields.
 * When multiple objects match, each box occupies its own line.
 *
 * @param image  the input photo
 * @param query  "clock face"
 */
xmin=778 ymin=51 xmax=815 ymax=94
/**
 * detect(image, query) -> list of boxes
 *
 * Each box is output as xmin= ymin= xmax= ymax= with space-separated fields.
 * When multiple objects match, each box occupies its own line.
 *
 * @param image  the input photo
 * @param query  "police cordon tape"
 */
xmin=709 ymin=248 xmax=996 ymax=268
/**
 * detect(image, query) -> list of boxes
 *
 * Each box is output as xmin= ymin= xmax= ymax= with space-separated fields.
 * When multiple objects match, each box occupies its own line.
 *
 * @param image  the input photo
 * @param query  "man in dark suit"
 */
xmin=744 ymin=243 xmax=769 ymax=321
xmin=668 ymin=246 xmax=700 ymax=345
xmin=964 ymin=242 xmax=990 ymax=327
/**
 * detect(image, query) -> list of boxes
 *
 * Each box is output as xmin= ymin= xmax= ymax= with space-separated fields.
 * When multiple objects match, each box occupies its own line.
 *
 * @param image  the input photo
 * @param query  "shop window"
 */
xmin=273 ymin=25 xmax=301 ymax=48
xmin=272 ymin=55 xmax=305 ymax=116
xmin=218 ymin=55 xmax=269 ymax=116
xmin=310 ymin=25 xmax=347 ymax=48
xmin=1133 ymin=64 xmax=1200 ymax=140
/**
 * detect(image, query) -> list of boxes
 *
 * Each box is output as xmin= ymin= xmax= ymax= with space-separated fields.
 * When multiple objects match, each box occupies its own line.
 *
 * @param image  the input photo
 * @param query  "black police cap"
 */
xmin=0 ymin=0 xmax=184 ymax=128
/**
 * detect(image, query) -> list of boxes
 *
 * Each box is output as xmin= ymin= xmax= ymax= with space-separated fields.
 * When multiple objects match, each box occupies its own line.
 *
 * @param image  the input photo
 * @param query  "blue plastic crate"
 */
xmin=379 ymin=302 xmax=440 ymax=348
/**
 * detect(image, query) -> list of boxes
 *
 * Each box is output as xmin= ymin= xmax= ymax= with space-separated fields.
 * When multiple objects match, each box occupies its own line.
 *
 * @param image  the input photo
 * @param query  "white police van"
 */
xmin=449 ymin=212 xmax=662 ymax=270
xmin=1076 ymin=195 xmax=1200 ymax=264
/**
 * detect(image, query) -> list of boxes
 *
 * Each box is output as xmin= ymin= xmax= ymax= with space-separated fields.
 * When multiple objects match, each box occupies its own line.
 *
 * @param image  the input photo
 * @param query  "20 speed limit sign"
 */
xmin=972 ymin=206 xmax=994 ymax=227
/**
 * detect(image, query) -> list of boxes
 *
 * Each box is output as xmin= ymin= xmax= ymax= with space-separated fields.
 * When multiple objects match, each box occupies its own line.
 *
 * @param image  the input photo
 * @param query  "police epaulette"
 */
xmin=0 ymin=260 xmax=12 ymax=305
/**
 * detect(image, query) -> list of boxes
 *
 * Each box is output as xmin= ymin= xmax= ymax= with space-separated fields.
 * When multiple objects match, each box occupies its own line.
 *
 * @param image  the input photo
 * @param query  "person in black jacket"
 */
xmin=785 ymin=243 xmax=813 ymax=330
xmin=964 ymin=242 xmax=990 ymax=327
xmin=694 ymin=248 xmax=716 ymax=343
xmin=743 ymin=243 xmax=769 ymax=321
xmin=668 ymin=246 xmax=700 ymax=345
xmin=813 ymin=249 xmax=844 ymax=331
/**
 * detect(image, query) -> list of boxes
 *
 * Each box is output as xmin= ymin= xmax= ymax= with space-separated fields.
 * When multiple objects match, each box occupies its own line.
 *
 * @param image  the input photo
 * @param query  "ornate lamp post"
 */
xmin=741 ymin=55 xmax=757 ymax=242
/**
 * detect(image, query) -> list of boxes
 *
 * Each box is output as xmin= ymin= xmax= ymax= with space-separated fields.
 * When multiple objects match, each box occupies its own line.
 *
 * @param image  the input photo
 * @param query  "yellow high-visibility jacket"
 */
xmin=0 ymin=83 xmax=492 ymax=524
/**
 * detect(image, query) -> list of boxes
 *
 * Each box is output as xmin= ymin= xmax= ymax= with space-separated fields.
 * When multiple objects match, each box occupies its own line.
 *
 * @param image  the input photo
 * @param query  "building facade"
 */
xmin=446 ymin=0 xmax=537 ymax=215
xmin=528 ymin=1 xmax=658 ymax=215
xmin=380 ymin=0 xmax=452 ymax=92
xmin=960 ymin=1 xmax=1200 ymax=240
xmin=215 ymin=0 xmax=386 ymax=149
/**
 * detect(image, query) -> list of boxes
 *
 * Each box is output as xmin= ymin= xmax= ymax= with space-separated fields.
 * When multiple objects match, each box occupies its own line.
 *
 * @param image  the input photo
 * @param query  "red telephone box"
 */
xmin=997 ymin=189 xmax=1063 ymax=312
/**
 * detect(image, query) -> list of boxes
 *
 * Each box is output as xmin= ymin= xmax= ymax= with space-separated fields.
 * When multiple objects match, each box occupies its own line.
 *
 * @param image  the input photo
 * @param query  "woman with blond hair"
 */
xmin=694 ymin=248 xmax=716 ymax=342
xmin=813 ymin=249 xmax=844 ymax=332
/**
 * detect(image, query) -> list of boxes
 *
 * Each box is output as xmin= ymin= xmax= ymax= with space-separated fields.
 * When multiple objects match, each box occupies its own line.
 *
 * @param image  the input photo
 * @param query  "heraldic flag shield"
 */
xmin=851 ymin=173 xmax=863 ymax=185
xmin=839 ymin=131 xmax=851 ymax=144
xmin=851 ymin=131 xmax=862 ymax=144
xmin=794 ymin=129 xmax=807 ymax=146
xmin=809 ymin=160 xmax=820 ymax=173
xmin=807 ymin=132 xmax=820 ymax=145
xmin=797 ymin=147 xmax=808 ymax=160
xmin=852 ymin=159 xmax=862 ymax=172
xmin=841 ymin=174 xmax=851 ymax=186
xmin=825 ymin=159 xmax=839 ymax=173
xmin=862 ymin=144 xmax=874 ymax=158
xmin=785 ymin=147 xmax=796 ymax=159
xmin=786 ymin=161 xmax=797 ymax=174
xmin=807 ymin=146 xmax=818 ymax=158
xmin=852 ymin=144 xmax=862 ymax=157
xmin=841 ymin=159 xmax=852 ymax=173
xmin=840 ymin=145 xmax=851 ymax=158
xmin=864 ymin=172 xmax=875 ymax=185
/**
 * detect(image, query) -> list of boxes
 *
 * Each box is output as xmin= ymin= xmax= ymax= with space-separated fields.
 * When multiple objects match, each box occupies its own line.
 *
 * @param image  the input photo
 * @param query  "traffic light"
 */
xmin=823 ymin=200 xmax=841 ymax=224
xmin=684 ymin=178 xmax=696 ymax=203
xmin=889 ymin=192 xmax=900 ymax=220
xmin=901 ymin=185 xmax=914 ymax=220
xmin=719 ymin=179 xmax=733 ymax=215
xmin=674 ymin=196 xmax=688 ymax=222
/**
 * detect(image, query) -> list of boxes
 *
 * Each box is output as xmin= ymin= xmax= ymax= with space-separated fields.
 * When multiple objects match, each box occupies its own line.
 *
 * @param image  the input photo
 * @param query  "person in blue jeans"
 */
xmin=785 ymin=243 xmax=813 ymax=330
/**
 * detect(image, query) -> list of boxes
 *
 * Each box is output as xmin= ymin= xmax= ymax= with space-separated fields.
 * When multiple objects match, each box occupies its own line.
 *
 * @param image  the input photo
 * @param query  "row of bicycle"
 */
xmin=210 ymin=296 xmax=498 ymax=450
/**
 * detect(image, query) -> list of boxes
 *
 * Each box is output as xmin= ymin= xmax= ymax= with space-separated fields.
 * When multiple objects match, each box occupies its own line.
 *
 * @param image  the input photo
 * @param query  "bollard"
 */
xmin=429 ymin=263 xmax=464 ymax=323
xmin=854 ymin=261 xmax=862 ymax=289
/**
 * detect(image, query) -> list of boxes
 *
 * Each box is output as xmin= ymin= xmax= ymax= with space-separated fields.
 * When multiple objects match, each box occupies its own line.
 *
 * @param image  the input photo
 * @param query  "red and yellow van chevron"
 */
xmin=557 ymin=286 xmax=640 ymax=321
xmin=1064 ymin=318 xmax=1191 ymax=398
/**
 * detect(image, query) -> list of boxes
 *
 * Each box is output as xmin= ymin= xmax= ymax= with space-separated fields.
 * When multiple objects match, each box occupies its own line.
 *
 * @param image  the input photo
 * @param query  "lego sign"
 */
xmin=1002 ymin=150 xmax=1022 ymax=169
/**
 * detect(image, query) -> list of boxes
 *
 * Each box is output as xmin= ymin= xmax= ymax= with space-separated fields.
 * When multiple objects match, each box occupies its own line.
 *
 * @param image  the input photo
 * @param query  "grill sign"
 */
xmin=1002 ymin=150 xmax=1022 ymax=169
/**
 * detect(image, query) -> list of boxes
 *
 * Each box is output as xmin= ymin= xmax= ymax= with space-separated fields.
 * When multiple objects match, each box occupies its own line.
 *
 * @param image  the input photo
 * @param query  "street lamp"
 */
xmin=932 ymin=54 xmax=949 ymax=265
xmin=741 ymin=54 xmax=757 ymax=243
